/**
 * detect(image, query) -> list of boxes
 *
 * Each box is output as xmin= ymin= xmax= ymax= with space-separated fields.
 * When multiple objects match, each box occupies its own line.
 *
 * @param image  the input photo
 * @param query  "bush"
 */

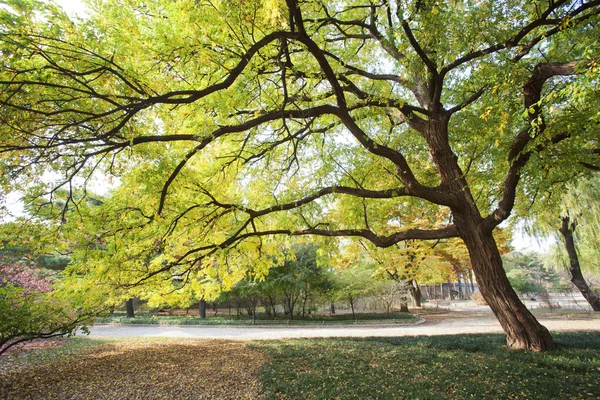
xmin=0 ymin=266 xmax=96 ymax=356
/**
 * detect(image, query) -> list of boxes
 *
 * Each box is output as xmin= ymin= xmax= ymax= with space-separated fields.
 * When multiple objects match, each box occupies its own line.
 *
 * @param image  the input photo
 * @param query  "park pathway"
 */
xmin=88 ymin=309 xmax=600 ymax=340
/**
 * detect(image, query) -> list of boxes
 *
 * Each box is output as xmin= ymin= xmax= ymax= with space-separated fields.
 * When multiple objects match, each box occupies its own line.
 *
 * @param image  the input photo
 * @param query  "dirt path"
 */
xmin=87 ymin=309 xmax=600 ymax=340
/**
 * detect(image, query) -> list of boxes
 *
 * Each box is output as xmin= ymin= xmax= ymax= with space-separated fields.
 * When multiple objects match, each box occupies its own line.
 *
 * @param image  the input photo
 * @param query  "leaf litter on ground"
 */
xmin=0 ymin=338 xmax=266 ymax=400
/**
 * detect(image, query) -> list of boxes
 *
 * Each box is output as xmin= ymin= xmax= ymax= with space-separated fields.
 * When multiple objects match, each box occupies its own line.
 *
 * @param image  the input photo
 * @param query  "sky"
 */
xmin=7 ymin=0 xmax=554 ymax=253
xmin=54 ymin=0 xmax=88 ymax=17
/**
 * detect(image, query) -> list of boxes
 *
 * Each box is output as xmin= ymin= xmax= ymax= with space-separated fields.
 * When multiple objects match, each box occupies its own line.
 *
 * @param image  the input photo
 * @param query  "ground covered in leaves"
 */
xmin=0 ymin=338 xmax=266 ymax=399
xmin=1 ymin=332 xmax=599 ymax=399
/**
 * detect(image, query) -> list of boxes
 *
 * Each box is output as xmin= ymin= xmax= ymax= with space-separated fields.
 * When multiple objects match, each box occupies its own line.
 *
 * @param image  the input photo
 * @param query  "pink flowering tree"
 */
xmin=0 ymin=260 xmax=95 ymax=356
xmin=1 ymin=264 xmax=53 ymax=293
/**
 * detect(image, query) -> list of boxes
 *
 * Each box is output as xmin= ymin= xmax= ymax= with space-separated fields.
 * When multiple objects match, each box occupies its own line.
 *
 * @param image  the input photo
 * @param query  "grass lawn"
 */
xmin=255 ymin=332 xmax=600 ymax=399
xmin=95 ymin=311 xmax=417 ymax=326
xmin=1 ymin=332 xmax=599 ymax=399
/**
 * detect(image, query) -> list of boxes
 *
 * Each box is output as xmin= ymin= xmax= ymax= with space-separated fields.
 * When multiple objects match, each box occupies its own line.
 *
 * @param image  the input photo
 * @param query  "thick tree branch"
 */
xmin=486 ymin=59 xmax=595 ymax=229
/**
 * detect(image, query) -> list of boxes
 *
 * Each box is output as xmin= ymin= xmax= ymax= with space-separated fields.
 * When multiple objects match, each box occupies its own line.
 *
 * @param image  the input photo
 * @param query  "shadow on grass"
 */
xmin=255 ymin=332 xmax=600 ymax=400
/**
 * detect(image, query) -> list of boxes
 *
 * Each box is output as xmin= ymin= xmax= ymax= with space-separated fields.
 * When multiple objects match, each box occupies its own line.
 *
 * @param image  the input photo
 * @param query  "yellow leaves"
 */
xmin=261 ymin=0 xmax=286 ymax=27
xmin=1 ymin=340 xmax=267 ymax=399
xmin=479 ymin=106 xmax=494 ymax=121
xmin=559 ymin=16 xmax=573 ymax=31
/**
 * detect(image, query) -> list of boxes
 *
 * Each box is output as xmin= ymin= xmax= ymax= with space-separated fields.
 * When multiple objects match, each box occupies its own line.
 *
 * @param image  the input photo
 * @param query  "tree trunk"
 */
xmin=458 ymin=219 xmax=555 ymax=351
xmin=284 ymin=292 xmax=297 ymax=320
xmin=349 ymin=296 xmax=355 ymax=318
xmin=399 ymin=303 xmax=409 ymax=313
xmin=301 ymin=291 xmax=308 ymax=318
xmin=559 ymin=216 xmax=600 ymax=311
xmin=125 ymin=298 xmax=135 ymax=318
xmin=330 ymin=302 xmax=336 ymax=315
xmin=268 ymin=295 xmax=278 ymax=317
xmin=457 ymin=274 xmax=464 ymax=299
xmin=262 ymin=299 xmax=273 ymax=317
xmin=408 ymin=279 xmax=422 ymax=307
xmin=199 ymin=299 xmax=207 ymax=319
xmin=468 ymin=269 xmax=475 ymax=292
xmin=424 ymin=112 xmax=553 ymax=350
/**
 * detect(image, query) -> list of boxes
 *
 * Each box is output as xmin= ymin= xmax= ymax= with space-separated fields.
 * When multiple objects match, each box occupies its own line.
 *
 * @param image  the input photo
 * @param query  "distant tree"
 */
xmin=373 ymin=280 xmax=407 ymax=315
xmin=556 ymin=180 xmax=600 ymax=311
xmin=526 ymin=177 xmax=600 ymax=311
xmin=268 ymin=244 xmax=331 ymax=319
xmin=503 ymin=252 xmax=561 ymax=296
xmin=333 ymin=264 xmax=375 ymax=318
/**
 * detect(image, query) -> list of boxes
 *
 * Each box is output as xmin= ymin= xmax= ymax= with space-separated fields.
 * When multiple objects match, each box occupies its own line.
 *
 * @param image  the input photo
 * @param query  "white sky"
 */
xmin=53 ymin=0 xmax=88 ymax=17
xmin=512 ymin=230 xmax=554 ymax=253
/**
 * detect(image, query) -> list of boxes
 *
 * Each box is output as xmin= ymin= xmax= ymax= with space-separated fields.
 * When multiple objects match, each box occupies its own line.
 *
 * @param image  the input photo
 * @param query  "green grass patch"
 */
xmin=95 ymin=312 xmax=416 ymax=326
xmin=255 ymin=332 xmax=600 ymax=399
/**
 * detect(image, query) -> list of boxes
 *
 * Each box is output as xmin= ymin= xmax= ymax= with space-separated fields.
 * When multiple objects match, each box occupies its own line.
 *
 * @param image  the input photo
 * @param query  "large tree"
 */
xmin=1 ymin=0 xmax=599 ymax=351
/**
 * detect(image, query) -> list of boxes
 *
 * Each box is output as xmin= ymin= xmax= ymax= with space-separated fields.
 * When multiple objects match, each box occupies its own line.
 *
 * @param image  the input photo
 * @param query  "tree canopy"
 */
xmin=1 ymin=0 xmax=599 ymax=350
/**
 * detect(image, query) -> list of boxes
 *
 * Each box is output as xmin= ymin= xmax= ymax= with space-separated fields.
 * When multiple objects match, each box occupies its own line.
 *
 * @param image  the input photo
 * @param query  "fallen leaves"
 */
xmin=0 ymin=339 xmax=266 ymax=399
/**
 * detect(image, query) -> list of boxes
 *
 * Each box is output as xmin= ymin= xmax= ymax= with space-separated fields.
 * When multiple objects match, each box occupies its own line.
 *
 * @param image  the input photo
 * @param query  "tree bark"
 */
xmin=262 ymin=299 xmax=273 ymax=317
xmin=268 ymin=295 xmax=278 ymax=317
xmin=330 ymin=302 xmax=336 ymax=315
xmin=125 ymin=298 xmax=135 ymax=318
xmin=199 ymin=299 xmax=207 ymax=319
xmin=456 ymin=274 xmax=464 ymax=299
xmin=408 ymin=279 xmax=422 ymax=307
xmin=468 ymin=269 xmax=475 ymax=292
xmin=559 ymin=216 xmax=600 ymax=311
xmin=458 ymin=217 xmax=555 ymax=351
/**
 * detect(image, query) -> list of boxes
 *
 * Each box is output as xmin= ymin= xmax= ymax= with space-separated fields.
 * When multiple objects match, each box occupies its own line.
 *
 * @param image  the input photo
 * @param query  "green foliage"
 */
xmin=503 ymin=252 xmax=563 ymax=294
xmin=257 ymin=333 xmax=600 ymax=399
xmin=539 ymin=177 xmax=600 ymax=280
xmin=506 ymin=269 xmax=545 ymax=295
xmin=222 ymin=243 xmax=334 ymax=318
xmin=333 ymin=264 xmax=377 ymax=309
xmin=0 ymin=282 xmax=94 ymax=355
xmin=95 ymin=312 xmax=415 ymax=326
